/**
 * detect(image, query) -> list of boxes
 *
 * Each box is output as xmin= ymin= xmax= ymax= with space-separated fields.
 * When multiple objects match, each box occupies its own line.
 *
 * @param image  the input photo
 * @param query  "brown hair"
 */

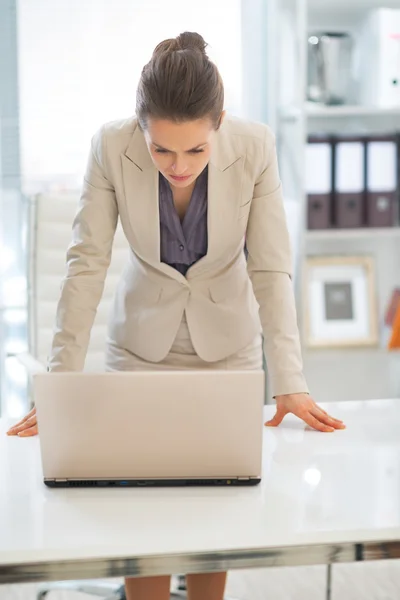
xmin=136 ymin=32 xmax=224 ymax=130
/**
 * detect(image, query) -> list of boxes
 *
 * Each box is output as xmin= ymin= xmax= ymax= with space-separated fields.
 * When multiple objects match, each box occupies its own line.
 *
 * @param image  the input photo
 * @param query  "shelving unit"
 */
xmin=306 ymin=227 xmax=400 ymax=241
xmin=268 ymin=0 xmax=400 ymax=402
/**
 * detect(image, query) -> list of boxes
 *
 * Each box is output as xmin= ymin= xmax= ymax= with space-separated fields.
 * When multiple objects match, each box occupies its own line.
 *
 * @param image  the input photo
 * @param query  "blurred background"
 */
xmin=1 ymin=1 xmax=400 ymax=599
xmin=1 ymin=0 xmax=400 ymax=414
xmin=2 ymin=0 xmax=400 ymax=420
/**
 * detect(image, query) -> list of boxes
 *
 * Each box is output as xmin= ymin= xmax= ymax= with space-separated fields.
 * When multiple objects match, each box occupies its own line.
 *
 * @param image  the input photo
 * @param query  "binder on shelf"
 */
xmin=388 ymin=300 xmax=400 ymax=350
xmin=333 ymin=137 xmax=365 ymax=229
xmin=306 ymin=136 xmax=333 ymax=230
xmin=385 ymin=288 xmax=400 ymax=327
xmin=365 ymin=135 xmax=398 ymax=228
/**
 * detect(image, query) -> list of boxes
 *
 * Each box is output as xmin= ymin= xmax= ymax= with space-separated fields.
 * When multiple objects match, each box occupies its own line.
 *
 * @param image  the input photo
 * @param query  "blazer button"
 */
xmin=179 ymin=244 xmax=184 ymax=251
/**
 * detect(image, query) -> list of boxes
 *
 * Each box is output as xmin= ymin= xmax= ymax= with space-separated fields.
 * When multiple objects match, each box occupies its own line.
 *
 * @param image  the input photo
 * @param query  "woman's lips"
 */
xmin=170 ymin=174 xmax=191 ymax=181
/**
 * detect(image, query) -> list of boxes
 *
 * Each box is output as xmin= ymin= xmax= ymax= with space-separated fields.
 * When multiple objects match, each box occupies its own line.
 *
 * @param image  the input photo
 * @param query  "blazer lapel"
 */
xmin=121 ymin=126 xmax=187 ymax=283
xmin=121 ymin=127 xmax=159 ymax=264
xmin=188 ymin=123 xmax=245 ymax=277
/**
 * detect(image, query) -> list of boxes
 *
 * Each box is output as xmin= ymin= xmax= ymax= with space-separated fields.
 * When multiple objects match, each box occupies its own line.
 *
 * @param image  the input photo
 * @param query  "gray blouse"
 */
xmin=159 ymin=166 xmax=208 ymax=276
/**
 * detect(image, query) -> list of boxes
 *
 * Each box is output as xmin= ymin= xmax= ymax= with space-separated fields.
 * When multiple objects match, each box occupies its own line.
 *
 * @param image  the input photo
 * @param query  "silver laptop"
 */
xmin=34 ymin=370 xmax=264 ymax=488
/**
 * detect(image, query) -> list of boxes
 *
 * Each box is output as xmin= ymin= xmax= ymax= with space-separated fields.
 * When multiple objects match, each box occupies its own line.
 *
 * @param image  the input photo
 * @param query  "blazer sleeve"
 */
xmin=47 ymin=125 xmax=118 ymax=372
xmin=245 ymin=126 xmax=309 ymax=397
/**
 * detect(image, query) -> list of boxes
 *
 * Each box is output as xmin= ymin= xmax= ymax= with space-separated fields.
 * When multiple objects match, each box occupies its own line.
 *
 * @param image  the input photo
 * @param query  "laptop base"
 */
xmin=44 ymin=477 xmax=261 ymax=488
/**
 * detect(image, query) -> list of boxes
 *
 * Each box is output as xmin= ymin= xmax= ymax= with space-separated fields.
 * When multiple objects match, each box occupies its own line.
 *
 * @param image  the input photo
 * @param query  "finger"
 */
xmin=312 ymin=408 xmax=346 ymax=429
xmin=7 ymin=425 xmax=25 ymax=435
xmin=7 ymin=408 xmax=36 ymax=432
xmin=18 ymin=424 xmax=38 ymax=437
xmin=314 ymin=408 xmax=345 ymax=426
xmin=8 ymin=416 xmax=37 ymax=434
xmin=265 ymin=406 xmax=286 ymax=427
xmin=314 ymin=406 xmax=343 ymax=423
xmin=6 ymin=429 xmax=18 ymax=436
xmin=303 ymin=412 xmax=335 ymax=433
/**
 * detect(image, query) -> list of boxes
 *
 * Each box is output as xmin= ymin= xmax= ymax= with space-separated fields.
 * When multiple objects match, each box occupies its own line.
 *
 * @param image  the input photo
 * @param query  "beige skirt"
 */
xmin=106 ymin=312 xmax=263 ymax=372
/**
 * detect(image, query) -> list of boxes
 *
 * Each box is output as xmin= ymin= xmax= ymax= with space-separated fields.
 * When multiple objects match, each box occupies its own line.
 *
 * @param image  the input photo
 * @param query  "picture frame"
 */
xmin=303 ymin=256 xmax=378 ymax=348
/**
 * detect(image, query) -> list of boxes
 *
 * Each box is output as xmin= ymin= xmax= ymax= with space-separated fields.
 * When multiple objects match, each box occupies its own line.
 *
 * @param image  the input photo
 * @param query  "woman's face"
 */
xmin=143 ymin=116 xmax=222 ymax=188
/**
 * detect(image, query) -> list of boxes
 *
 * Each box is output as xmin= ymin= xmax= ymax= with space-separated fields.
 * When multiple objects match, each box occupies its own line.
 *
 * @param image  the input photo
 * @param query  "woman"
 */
xmin=8 ymin=31 xmax=345 ymax=600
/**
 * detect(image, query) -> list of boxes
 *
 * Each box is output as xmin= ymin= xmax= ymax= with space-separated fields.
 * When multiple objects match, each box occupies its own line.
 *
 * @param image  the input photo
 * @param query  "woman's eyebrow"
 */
xmin=152 ymin=142 xmax=207 ymax=151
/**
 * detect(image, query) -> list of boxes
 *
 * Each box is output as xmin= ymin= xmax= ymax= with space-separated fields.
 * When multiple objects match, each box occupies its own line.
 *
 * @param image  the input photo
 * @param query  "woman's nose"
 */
xmin=171 ymin=158 xmax=188 ymax=176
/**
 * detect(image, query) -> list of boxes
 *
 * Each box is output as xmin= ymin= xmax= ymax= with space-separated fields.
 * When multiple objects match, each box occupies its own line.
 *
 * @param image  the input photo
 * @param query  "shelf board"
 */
xmin=306 ymin=227 xmax=400 ymax=241
xmin=308 ymin=0 xmax=400 ymax=10
xmin=307 ymin=104 xmax=400 ymax=118
xmin=303 ymin=346 xmax=395 ymax=356
xmin=280 ymin=104 xmax=400 ymax=121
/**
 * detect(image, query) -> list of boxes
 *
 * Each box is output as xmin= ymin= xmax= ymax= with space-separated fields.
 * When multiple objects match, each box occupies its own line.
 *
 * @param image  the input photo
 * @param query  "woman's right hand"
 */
xmin=7 ymin=407 xmax=38 ymax=437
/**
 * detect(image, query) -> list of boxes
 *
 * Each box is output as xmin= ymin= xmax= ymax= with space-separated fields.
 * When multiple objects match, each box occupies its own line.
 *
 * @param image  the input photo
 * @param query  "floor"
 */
xmin=2 ymin=562 xmax=400 ymax=600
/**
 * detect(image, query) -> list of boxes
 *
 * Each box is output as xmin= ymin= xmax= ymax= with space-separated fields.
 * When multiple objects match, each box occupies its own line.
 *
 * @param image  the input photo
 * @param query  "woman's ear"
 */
xmin=217 ymin=110 xmax=226 ymax=129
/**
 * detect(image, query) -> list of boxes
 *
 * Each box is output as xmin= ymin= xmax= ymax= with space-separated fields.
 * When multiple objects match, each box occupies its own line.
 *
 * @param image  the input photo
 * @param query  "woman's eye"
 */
xmin=154 ymin=148 xmax=204 ymax=154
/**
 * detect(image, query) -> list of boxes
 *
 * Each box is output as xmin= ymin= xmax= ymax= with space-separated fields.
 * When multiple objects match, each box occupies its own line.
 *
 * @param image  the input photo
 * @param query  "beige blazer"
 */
xmin=49 ymin=114 xmax=308 ymax=397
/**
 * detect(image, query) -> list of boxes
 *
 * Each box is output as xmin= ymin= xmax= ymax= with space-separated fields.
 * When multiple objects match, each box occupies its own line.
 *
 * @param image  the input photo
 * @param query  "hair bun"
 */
xmin=177 ymin=32 xmax=207 ymax=55
xmin=152 ymin=32 xmax=208 ymax=59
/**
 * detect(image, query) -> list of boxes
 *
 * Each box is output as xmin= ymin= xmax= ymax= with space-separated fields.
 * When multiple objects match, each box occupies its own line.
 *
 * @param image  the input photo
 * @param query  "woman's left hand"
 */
xmin=265 ymin=393 xmax=346 ymax=432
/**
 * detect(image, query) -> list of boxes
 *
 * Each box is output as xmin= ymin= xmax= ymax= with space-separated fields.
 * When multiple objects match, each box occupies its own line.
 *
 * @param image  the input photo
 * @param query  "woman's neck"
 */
xmin=170 ymin=180 xmax=197 ymax=221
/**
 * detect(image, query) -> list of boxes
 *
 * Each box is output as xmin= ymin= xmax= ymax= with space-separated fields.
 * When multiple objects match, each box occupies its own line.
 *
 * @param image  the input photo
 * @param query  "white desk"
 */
xmin=1 ymin=400 xmax=400 ymax=585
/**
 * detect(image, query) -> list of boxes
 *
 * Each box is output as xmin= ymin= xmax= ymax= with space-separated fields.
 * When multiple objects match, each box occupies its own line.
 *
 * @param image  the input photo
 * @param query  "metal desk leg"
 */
xmin=326 ymin=564 xmax=332 ymax=600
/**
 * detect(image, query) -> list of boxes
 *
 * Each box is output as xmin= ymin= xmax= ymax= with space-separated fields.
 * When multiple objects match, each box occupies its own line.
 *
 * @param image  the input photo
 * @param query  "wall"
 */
xmin=17 ymin=0 xmax=242 ymax=192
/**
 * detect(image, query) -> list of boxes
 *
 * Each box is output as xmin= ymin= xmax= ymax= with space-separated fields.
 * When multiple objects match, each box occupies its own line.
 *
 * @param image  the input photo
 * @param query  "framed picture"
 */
xmin=303 ymin=256 xmax=378 ymax=348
